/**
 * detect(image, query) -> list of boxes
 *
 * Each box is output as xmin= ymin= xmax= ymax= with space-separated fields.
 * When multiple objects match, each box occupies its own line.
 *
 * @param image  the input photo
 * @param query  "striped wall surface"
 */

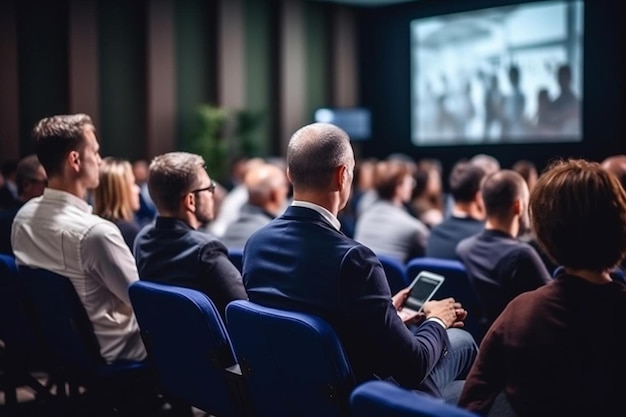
xmin=0 ymin=0 xmax=357 ymax=172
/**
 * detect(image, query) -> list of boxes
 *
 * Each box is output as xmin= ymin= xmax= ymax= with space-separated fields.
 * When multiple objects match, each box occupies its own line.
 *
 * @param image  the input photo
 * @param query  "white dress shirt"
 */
xmin=11 ymin=188 xmax=146 ymax=363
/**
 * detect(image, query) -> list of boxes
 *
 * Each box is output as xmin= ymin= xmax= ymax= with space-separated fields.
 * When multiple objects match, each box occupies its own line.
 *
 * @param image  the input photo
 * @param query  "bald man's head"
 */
xmin=286 ymin=122 xmax=353 ymax=192
xmin=245 ymin=163 xmax=288 ymax=212
xmin=601 ymin=155 xmax=626 ymax=191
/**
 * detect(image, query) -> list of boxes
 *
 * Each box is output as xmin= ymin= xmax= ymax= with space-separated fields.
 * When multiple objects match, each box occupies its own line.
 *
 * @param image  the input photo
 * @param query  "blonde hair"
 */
xmin=94 ymin=157 xmax=135 ymax=222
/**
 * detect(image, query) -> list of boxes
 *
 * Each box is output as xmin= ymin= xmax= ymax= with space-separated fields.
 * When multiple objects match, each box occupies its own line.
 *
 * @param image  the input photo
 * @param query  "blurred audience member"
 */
xmin=206 ymin=158 xmax=265 ymax=238
xmin=222 ymin=162 xmax=289 ymax=249
xmin=601 ymin=154 xmax=626 ymax=190
xmin=134 ymin=152 xmax=246 ymax=319
xmin=511 ymin=159 xmax=538 ymax=194
xmin=132 ymin=159 xmax=157 ymax=226
xmin=0 ymin=155 xmax=47 ymax=254
xmin=425 ymin=161 xmax=485 ymax=260
xmin=355 ymin=159 xmax=429 ymax=262
xmin=459 ymin=159 xmax=626 ymax=416
xmin=94 ymin=157 xmax=141 ymax=250
xmin=470 ymin=153 xmax=500 ymax=176
xmin=0 ymin=158 xmax=20 ymax=210
xmin=456 ymin=170 xmax=552 ymax=330
xmin=411 ymin=158 xmax=445 ymax=228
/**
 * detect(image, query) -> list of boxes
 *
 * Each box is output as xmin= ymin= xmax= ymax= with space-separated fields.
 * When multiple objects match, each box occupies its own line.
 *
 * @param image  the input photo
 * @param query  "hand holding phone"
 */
xmin=401 ymin=270 xmax=445 ymax=315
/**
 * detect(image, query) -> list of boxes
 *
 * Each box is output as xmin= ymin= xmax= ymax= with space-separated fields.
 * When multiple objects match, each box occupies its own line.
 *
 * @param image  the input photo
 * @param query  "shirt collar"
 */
xmin=291 ymin=200 xmax=341 ymax=231
xmin=43 ymin=188 xmax=93 ymax=214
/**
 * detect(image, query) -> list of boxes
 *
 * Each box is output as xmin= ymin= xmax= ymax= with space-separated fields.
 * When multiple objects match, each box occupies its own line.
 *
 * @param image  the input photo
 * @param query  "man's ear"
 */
xmin=512 ymin=198 xmax=522 ymax=216
xmin=182 ymin=192 xmax=195 ymax=213
xmin=68 ymin=150 xmax=81 ymax=173
xmin=336 ymin=165 xmax=349 ymax=192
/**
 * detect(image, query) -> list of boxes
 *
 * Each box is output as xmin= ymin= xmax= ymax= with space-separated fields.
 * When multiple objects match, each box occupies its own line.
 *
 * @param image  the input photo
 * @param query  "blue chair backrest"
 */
xmin=405 ymin=257 xmax=486 ymax=343
xmin=350 ymin=380 xmax=480 ymax=417
xmin=226 ymin=300 xmax=356 ymax=417
xmin=129 ymin=281 xmax=242 ymax=417
xmin=377 ymin=254 xmax=409 ymax=294
xmin=0 ymin=255 xmax=40 ymax=356
xmin=17 ymin=266 xmax=104 ymax=377
xmin=227 ymin=248 xmax=244 ymax=273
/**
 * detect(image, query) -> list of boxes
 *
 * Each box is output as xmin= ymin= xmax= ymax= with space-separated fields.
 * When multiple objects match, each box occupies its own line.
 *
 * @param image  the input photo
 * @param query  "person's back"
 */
xmin=11 ymin=114 xmax=145 ymax=363
xmin=133 ymin=152 xmax=247 ymax=319
xmin=456 ymin=170 xmax=550 ymax=326
xmin=245 ymin=122 xmax=477 ymax=401
xmin=458 ymin=159 xmax=626 ymax=416
xmin=425 ymin=161 xmax=486 ymax=259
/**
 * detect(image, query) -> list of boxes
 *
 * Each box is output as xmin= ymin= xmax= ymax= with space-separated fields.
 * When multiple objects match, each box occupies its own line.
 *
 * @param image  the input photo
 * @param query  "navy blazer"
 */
xmin=243 ymin=206 xmax=450 ymax=397
xmin=134 ymin=217 xmax=247 ymax=319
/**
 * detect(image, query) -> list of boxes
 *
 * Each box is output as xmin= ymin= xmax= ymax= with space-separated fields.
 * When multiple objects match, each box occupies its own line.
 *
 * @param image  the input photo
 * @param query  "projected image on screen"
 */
xmin=411 ymin=1 xmax=583 ymax=146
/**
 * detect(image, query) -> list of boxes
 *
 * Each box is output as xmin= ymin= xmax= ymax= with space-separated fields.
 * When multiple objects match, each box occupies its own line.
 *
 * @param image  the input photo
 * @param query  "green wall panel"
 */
xmin=175 ymin=0 xmax=216 ymax=151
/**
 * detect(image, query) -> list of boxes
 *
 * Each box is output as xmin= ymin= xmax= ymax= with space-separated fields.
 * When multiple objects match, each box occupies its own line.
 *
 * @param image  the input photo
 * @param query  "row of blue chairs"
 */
xmin=229 ymin=249 xmax=487 ymax=343
xmin=0 ymin=253 xmax=482 ymax=416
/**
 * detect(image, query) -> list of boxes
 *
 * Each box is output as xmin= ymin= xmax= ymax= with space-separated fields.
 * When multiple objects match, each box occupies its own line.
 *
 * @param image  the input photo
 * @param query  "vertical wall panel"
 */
xmin=304 ymin=2 xmax=331 ymax=120
xmin=69 ymin=0 xmax=99 ymax=128
xmin=0 ymin=0 xmax=20 ymax=159
xmin=175 ymin=0 xmax=216 ymax=149
xmin=98 ymin=0 xmax=146 ymax=160
xmin=17 ymin=0 xmax=70 ymax=155
xmin=279 ymin=0 xmax=306 ymax=153
xmin=147 ymin=0 xmax=176 ymax=159
xmin=332 ymin=6 xmax=358 ymax=107
xmin=218 ymin=0 xmax=245 ymax=109
xmin=244 ymin=0 xmax=274 ymax=157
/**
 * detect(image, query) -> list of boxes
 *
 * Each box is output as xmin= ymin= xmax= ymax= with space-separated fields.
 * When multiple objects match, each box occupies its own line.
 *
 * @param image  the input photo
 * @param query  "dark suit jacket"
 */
xmin=243 ymin=205 xmax=451 ymax=397
xmin=134 ymin=217 xmax=247 ymax=319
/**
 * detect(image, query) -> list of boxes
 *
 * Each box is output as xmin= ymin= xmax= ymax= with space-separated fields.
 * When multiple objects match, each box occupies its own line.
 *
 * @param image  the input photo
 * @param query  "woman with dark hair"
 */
xmin=458 ymin=159 xmax=626 ymax=416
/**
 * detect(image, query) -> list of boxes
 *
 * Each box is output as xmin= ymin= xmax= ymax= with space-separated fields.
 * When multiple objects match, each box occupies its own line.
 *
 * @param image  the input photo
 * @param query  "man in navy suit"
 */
xmin=243 ymin=122 xmax=478 ymax=401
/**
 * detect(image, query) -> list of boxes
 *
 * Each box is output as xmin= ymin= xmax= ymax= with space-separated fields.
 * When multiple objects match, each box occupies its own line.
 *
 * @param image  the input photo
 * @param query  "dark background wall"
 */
xmin=357 ymin=0 xmax=625 ymax=176
xmin=1 ymin=0 xmax=624 ymax=182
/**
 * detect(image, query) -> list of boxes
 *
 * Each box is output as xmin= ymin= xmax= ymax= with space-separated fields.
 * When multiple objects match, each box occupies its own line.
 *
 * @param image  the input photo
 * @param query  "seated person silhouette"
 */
xmin=459 ymin=159 xmax=626 ymax=416
xmin=243 ymin=122 xmax=478 ymax=403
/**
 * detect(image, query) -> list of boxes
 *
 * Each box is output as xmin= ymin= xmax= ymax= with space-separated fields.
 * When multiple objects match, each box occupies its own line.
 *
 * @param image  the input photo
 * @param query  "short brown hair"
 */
xmin=148 ymin=152 xmax=206 ymax=213
xmin=32 ymin=114 xmax=94 ymax=177
xmin=481 ymin=170 xmax=526 ymax=220
xmin=530 ymin=159 xmax=626 ymax=271
xmin=94 ymin=157 xmax=135 ymax=222
xmin=374 ymin=160 xmax=413 ymax=200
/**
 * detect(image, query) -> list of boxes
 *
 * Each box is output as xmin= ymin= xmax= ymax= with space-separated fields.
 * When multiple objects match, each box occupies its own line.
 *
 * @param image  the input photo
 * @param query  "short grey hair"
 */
xmin=286 ymin=123 xmax=352 ymax=191
xmin=148 ymin=152 xmax=206 ymax=213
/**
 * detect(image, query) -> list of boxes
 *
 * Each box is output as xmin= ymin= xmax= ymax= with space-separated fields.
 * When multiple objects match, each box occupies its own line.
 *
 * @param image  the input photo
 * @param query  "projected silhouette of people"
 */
xmin=501 ymin=65 xmax=526 ymax=139
xmin=484 ymin=74 xmax=503 ymax=140
xmin=550 ymin=64 xmax=580 ymax=135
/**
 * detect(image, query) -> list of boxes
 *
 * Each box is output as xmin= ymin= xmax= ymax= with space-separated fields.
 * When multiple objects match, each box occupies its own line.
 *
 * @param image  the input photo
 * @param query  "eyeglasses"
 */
xmin=189 ymin=180 xmax=217 ymax=195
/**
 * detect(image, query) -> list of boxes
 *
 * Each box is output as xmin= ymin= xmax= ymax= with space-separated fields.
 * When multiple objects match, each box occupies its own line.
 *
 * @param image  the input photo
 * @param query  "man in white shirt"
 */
xmin=11 ymin=114 xmax=146 ymax=363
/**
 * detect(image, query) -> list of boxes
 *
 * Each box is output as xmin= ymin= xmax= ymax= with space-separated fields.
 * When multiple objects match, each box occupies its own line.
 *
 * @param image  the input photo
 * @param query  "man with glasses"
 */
xmin=1 ymin=154 xmax=47 ymax=254
xmin=134 ymin=152 xmax=247 ymax=319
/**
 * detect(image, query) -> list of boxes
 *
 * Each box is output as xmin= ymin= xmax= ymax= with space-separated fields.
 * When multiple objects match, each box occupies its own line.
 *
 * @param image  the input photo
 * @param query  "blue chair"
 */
xmin=350 ymin=380 xmax=480 ymax=417
xmin=129 ymin=280 xmax=251 ymax=417
xmin=405 ymin=257 xmax=487 ymax=344
xmin=227 ymin=247 xmax=244 ymax=273
xmin=226 ymin=300 xmax=356 ymax=417
xmin=0 ymin=255 xmax=56 ymax=409
xmin=377 ymin=254 xmax=409 ymax=294
xmin=18 ymin=266 xmax=155 ymax=413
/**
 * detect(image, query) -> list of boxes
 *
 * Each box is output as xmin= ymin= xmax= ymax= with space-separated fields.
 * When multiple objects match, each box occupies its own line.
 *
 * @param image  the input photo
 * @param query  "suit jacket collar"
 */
xmin=281 ymin=205 xmax=344 ymax=235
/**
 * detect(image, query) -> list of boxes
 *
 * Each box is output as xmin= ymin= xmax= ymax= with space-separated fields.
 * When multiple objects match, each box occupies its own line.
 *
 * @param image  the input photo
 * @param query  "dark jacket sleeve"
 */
xmin=339 ymin=244 xmax=450 ymax=389
xmin=198 ymin=239 xmax=248 ymax=315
